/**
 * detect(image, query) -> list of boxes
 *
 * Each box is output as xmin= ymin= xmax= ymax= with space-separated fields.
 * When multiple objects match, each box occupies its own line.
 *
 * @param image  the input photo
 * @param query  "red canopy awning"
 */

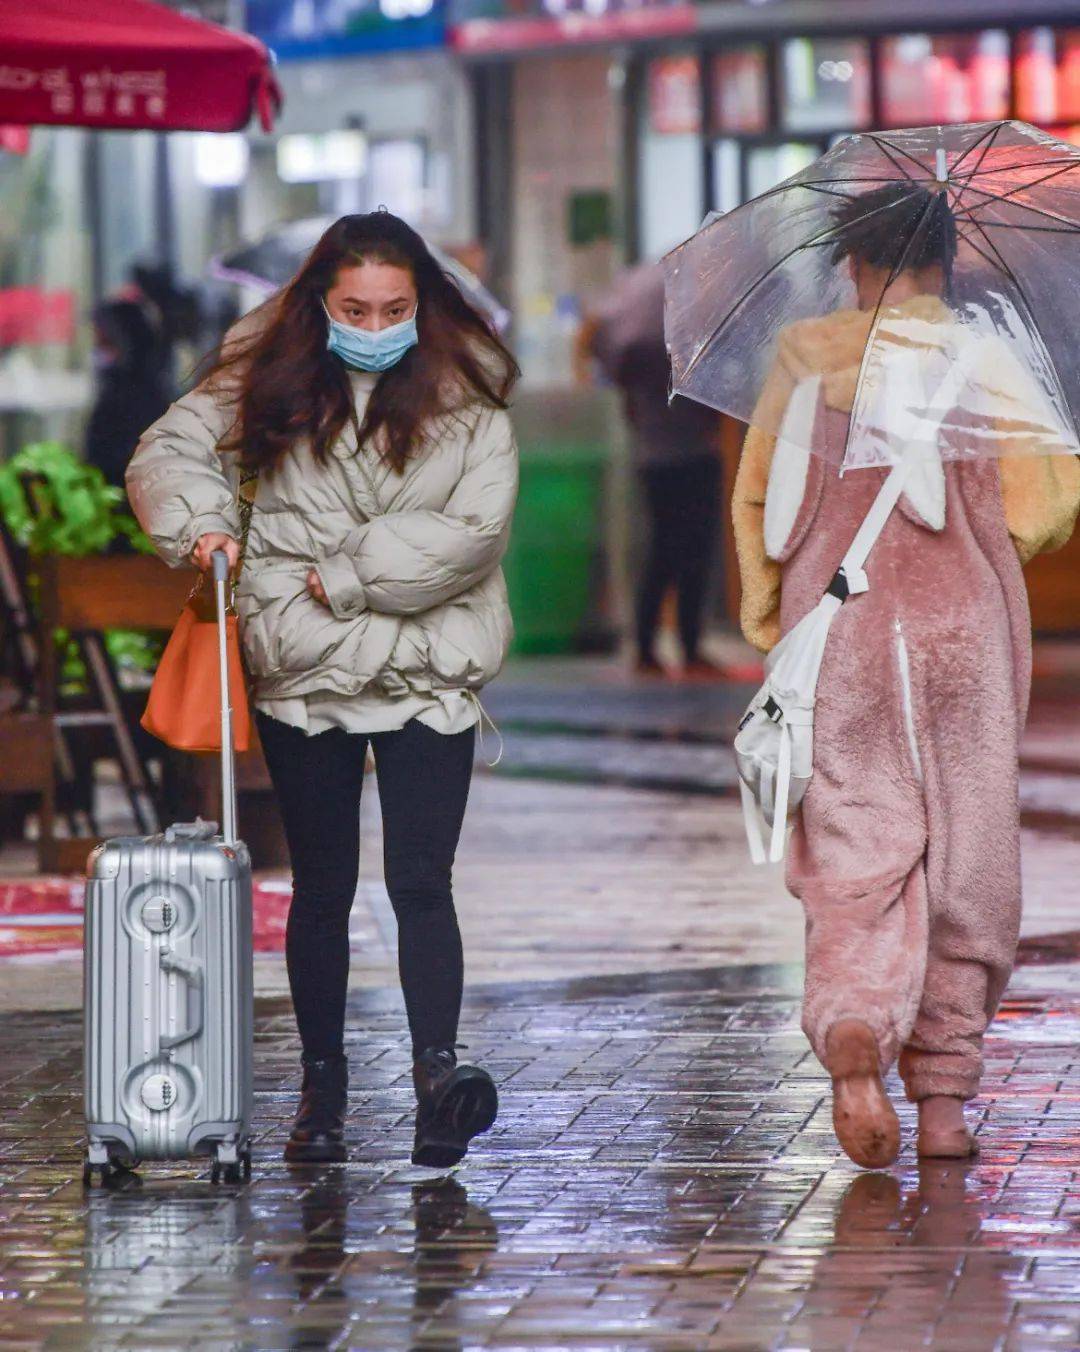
xmin=0 ymin=0 xmax=282 ymax=133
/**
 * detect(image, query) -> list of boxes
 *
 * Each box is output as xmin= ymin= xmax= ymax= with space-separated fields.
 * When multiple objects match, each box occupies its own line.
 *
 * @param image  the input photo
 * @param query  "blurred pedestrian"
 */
xmin=85 ymin=299 xmax=173 ymax=487
xmin=579 ymin=263 xmax=723 ymax=677
xmin=733 ymin=183 xmax=1080 ymax=1167
xmin=128 ymin=212 xmax=520 ymax=1169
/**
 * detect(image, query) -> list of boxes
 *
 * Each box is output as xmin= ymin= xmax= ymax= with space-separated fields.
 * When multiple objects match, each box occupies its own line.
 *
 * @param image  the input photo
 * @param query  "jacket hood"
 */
xmin=778 ymin=294 xmax=953 ymax=414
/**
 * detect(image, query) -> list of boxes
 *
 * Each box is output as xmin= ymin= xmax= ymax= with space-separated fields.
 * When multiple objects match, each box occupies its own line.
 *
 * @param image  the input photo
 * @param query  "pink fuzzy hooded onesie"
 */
xmin=733 ymin=295 xmax=1080 ymax=1102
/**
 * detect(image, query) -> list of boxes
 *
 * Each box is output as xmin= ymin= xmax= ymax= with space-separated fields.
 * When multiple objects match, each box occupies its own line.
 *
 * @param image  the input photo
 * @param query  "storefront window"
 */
xmin=639 ymin=54 xmax=703 ymax=259
xmin=781 ymin=37 xmax=870 ymax=133
xmin=0 ymin=129 xmax=92 ymax=456
xmin=712 ymin=45 xmax=768 ymax=135
xmin=746 ymin=142 xmax=819 ymax=201
xmin=881 ymin=31 xmax=1009 ymax=128
xmin=711 ymin=139 xmax=741 ymax=216
xmin=1017 ymin=29 xmax=1080 ymax=126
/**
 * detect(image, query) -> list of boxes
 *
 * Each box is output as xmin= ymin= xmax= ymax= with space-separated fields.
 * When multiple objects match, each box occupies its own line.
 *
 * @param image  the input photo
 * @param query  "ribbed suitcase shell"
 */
xmin=83 ymin=823 xmax=253 ymax=1169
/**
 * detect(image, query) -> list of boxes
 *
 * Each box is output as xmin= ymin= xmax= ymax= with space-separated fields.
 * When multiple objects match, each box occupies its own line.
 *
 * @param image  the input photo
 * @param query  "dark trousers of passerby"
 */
xmin=635 ymin=455 xmax=721 ymax=666
xmin=256 ymin=712 xmax=474 ymax=1061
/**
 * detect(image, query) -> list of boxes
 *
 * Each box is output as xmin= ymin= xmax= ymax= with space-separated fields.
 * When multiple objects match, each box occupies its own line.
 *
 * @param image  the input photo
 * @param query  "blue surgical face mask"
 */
xmin=322 ymin=301 xmax=419 ymax=373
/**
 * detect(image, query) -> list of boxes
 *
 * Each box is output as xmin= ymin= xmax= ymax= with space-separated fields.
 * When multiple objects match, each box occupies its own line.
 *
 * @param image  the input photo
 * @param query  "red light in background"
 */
xmin=0 ymin=288 xmax=76 ymax=346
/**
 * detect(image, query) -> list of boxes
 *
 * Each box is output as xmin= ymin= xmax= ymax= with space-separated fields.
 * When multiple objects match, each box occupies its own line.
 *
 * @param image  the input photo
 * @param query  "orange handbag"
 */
xmin=141 ymin=470 xmax=258 ymax=752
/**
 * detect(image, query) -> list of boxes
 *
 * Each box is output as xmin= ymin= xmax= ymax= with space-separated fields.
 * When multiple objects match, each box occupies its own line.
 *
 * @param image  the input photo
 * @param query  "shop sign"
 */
xmin=450 ymin=0 xmax=696 ymax=55
xmin=246 ymin=0 xmax=447 ymax=60
xmin=649 ymin=56 xmax=702 ymax=135
xmin=0 ymin=64 xmax=168 ymax=124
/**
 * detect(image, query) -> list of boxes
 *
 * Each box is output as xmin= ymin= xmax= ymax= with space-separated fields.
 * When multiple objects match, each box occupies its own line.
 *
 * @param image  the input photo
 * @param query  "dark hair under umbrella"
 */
xmin=829 ymin=183 xmax=958 ymax=280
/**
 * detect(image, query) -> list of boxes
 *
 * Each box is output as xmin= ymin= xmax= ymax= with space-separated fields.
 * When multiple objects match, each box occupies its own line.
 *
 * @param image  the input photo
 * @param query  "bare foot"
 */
xmin=917 ymin=1095 xmax=979 ymax=1159
xmin=825 ymin=1019 xmax=901 ymax=1170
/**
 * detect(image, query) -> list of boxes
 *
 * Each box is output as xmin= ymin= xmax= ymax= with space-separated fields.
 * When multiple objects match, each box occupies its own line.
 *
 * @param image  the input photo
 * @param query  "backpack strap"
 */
xmin=832 ymin=342 xmax=973 ymax=597
xmin=770 ymin=721 xmax=792 ymax=862
xmin=829 ymin=450 xmax=918 ymax=599
xmin=739 ymin=777 xmax=768 ymax=866
xmin=738 ymin=715 xmax=793 ymax=866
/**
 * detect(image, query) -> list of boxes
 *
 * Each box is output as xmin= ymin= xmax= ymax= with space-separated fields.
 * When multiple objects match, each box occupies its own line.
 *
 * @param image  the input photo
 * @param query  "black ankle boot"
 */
xmin=411 ymin=1047 xmax=498 ymax=1169
xmin=285 ymin=1054 xmax=348 ymax=1164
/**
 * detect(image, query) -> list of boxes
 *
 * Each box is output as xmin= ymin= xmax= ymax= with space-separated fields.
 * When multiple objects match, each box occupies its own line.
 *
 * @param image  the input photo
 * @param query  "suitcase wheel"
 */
xmin=211 ymin=1141 xmax=251 ymax=1186
xmin=82 ymin=1154 xmax=139 ymax=1188
xmin=212 ymin=1160 xmax=244 ymax=1186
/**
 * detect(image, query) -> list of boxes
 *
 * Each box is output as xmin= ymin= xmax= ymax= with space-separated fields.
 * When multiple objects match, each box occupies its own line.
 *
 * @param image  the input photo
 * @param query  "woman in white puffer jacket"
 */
xmin=127 ymin=212 xmax=519 ymax=1169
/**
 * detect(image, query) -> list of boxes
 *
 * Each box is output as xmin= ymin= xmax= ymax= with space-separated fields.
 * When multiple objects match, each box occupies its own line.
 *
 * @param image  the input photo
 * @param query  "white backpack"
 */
xmin=734 ymin=349 xmax=968 ymax=865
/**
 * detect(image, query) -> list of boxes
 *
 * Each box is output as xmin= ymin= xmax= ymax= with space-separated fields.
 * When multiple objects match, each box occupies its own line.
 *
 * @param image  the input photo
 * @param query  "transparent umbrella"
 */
xmin=211 ymin=217 xmax=511 ymax=334
xmin=664 ymin=121 xmax=1080 ymax=471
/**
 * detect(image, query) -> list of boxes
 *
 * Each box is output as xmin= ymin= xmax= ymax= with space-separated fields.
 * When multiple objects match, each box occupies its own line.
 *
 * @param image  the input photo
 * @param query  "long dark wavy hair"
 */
xmin=206 ymin=212 xmax=519 ymax=474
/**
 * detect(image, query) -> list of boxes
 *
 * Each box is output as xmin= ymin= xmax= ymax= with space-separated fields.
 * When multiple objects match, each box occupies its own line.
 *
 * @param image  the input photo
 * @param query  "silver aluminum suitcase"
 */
xmin=83 ymin=552 xmax=254 ymax=1185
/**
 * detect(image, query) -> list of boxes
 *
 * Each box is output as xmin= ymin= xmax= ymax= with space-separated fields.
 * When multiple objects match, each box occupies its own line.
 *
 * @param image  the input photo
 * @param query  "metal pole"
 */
xmin=212 ymin=552 xmax=237 ymax=845
xmin=154 ymin=134 xmax=177 ymax=276
xmin=83 ymin=132 xmax=106 ymax=304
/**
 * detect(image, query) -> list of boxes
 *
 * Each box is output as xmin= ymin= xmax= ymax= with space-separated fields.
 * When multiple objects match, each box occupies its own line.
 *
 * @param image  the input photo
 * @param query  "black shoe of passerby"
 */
xmin=284 ymin=1054 xmax=348 ymax=1164
xmin=411 ymin=1047 xmax=498 ymax=1168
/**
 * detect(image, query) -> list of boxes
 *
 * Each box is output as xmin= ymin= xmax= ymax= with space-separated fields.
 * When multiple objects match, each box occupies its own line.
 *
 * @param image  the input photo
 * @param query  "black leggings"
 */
xmin=256 ymin=711 xmax=474 ymax=1061
xmin=635 ymin=457 xmax=721 ymax=665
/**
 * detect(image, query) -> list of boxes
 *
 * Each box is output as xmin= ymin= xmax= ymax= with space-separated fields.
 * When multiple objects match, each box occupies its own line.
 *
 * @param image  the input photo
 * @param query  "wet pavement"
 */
xmin=4 ymin=655 xmax=1080 ymax=1347
xmin=4 ymin=962 xmax=1080 ymax=1349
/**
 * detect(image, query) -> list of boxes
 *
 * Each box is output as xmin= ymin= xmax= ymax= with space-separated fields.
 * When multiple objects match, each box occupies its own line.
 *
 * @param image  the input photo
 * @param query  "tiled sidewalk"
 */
xmin=5 ymin=655 xmax=1080 ymax=1348
xmin=3 ymin=963 xmax=1080 ymax=1350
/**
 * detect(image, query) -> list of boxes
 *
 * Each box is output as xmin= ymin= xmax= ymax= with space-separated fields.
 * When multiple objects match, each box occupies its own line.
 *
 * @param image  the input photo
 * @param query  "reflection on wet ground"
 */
xmin=3 ymin=965 xmax=1080 ymax=1348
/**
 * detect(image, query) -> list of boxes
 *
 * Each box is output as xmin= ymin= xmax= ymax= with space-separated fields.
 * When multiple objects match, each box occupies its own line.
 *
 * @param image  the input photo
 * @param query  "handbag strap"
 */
xmin=829 ymin=348 xmax=972 ymax=599
xmin=190 ymin=465 xmax=258 ymax=609
xmin=235 ymin=467 xmax=259 ymax=581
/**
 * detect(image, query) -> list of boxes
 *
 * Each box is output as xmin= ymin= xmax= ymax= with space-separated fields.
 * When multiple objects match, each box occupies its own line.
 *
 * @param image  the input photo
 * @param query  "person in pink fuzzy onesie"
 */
xmin=733 ymin=183 xmax=1080 ymax=1169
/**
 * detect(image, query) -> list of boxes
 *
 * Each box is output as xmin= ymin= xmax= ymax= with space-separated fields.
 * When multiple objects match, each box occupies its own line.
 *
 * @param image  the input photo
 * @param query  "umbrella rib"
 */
xmin=962 ymin=220 xmax=1080 ymax=234
xmin=953 ymin=223 xmax=1025 ymax=280
xmin=953 ymin=225 xmax=1004 ymax=269
xmin=961 ymin=212 xmax=1080 ymax=453
xmin=708 ymin=174 xmax=924 ymax=220
xmin=667 ymin=173 xmax=930 ymax=265
xmin=797 ymin=182 xmax=877 ymax=204
xmin=947 ymin=121 xmax=1006 ymax=178
xmin=865 ymin=131 xmax=935 ymax=181
xmin=956 ymin=158 xmax=1080 ymax=213
xmin=679 ymin=186 xmax=927 ymax=384
xmin=958 ymin=153 xmax=1080 ymax=178
xmin=843 ymin=191 xmax=944 ymax=469
xmin=947 ymin=175 xmax=1080 ymax=233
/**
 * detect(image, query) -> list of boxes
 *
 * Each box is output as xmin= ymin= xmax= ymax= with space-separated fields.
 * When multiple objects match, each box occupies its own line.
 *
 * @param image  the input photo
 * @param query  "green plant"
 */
xmin=0 ymin=440 xmax=154 ymax=556
xmin=0 ymin=442 xmax=162 ymax=688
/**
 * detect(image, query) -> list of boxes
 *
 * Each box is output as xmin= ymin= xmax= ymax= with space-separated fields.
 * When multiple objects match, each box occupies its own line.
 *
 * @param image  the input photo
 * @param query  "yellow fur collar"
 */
xmin=779 ymin=295 xmax=952 ymax=413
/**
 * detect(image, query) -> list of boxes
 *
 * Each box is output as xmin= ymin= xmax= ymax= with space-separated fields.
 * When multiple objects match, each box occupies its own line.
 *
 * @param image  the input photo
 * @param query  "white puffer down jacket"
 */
xmin=126 ymin=366 xmax=518 ymax=707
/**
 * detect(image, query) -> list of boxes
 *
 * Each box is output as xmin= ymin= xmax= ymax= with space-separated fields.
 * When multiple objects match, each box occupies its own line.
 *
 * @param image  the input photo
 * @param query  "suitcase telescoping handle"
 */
xmin=212 ymin=551 xmax=239 ymax=846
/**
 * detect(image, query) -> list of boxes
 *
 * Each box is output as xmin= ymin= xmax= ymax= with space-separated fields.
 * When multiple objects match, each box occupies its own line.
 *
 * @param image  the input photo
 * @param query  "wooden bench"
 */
xmin=31 ymin=554 xmax=287 ymax=872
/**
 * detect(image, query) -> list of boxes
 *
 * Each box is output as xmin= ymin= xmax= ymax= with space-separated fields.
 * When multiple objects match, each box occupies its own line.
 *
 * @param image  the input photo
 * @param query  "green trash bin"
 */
xmin=503 ymin=447 xmax=605 ymax=654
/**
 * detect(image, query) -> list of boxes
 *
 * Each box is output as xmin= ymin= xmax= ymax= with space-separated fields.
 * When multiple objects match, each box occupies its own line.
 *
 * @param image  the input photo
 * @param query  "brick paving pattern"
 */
xmin=4 ymin=658 xmax=1080 ymax=1348
xmin=3 ymin=963 xmax=1080 ymax=1349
